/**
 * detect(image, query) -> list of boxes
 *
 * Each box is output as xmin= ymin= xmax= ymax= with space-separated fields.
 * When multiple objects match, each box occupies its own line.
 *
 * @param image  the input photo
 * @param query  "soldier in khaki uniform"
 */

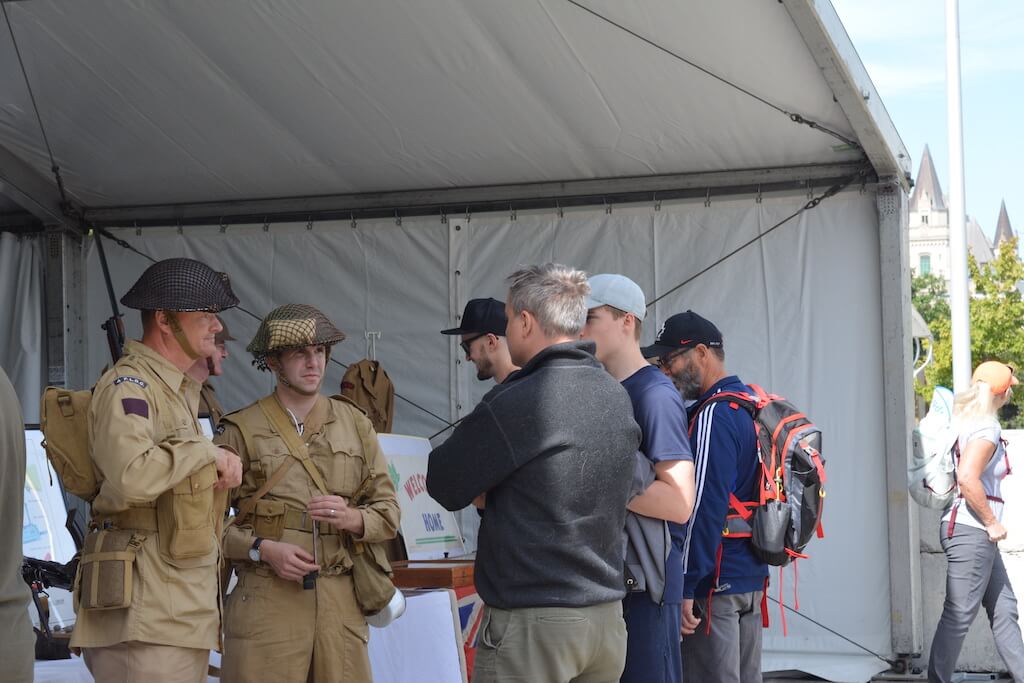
xmin=72 ymin=258 xmax=244 ymax=682
xmin=217 ymin=304 xmax=400 ymax=683
xmin=190 ymin=315 xmax=235 ymax=427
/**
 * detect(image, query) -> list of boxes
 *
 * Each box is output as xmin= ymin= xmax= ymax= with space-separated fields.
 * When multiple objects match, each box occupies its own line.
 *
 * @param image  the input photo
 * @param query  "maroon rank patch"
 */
xmin=122 ymin=397 xmax=149 ymax=419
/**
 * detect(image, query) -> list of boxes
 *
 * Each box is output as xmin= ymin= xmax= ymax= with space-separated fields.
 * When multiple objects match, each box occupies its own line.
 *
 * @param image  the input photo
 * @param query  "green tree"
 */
xmin=914 ymin=236 xmax=1024 ymax=426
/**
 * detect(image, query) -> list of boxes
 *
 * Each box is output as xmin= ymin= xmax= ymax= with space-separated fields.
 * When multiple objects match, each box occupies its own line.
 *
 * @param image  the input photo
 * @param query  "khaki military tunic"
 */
xmin=72 ymin=339 xmax=223 ymax=652
xmin=217 ymin=393 xmax=400 ymax=683
xmin=198 ymin=380 xmax=225 ymax=428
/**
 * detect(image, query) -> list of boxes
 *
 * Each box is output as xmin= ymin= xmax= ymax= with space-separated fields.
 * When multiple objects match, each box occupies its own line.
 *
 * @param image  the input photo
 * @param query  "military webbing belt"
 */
xmin=97 ymin=507 xmax=158 ymax=531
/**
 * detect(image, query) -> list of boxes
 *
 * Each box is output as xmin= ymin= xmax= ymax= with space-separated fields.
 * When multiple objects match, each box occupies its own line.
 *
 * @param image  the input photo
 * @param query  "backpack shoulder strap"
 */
xmin=699 ymin=391 xmax=758 ymax=417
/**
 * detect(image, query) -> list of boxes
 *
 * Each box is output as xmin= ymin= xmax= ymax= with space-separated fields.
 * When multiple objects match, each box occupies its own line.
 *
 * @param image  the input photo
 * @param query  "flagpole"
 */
xmin=946 ymin=0 xmax=971 ymax=392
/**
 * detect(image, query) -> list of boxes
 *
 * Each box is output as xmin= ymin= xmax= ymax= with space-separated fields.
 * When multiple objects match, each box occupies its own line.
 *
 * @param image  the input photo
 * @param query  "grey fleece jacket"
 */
xmin=427 ymin=340 xmax=641 ymax=609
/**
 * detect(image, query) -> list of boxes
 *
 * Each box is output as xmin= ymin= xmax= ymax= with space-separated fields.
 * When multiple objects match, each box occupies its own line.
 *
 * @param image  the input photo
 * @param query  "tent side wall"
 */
xmin=72 ymin=187 xmax=898 ymax=678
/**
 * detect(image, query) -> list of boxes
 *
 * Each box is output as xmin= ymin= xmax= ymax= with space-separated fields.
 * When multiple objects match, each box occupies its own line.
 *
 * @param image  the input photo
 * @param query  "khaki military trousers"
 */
xmin=82 ymin=641 xmax=209 ymax=683
xmin=221 ymin=568 xmax=372 ymax=683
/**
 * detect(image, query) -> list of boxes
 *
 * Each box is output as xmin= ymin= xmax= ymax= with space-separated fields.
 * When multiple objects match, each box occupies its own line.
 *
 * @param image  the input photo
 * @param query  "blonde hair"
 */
xmin=953 ymin=381 xmax=1012 ymax=424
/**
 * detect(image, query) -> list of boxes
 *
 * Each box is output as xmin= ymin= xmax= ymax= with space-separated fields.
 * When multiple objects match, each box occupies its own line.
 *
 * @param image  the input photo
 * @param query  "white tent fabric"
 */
xmin=0 ymin=0 xmax=863 ymax=207
xmin=84 ymin=189 xmax=889 ymax=680
xmin=0 ymin=232 xmax=43 ymax=422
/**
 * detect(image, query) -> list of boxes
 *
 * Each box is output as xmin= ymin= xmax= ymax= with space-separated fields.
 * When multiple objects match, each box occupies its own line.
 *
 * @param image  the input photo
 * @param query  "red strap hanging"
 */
xmin=705 ymin=544 xmax=725 ymax=636
xmin=761 ymin=576 xmax=770 ymax=628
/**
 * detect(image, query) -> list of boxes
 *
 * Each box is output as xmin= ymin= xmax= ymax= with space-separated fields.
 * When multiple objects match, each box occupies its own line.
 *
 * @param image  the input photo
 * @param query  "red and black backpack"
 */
xmin=694 ymin=384 xmax=826 ymax=566
xmin=690 ymin=384 xmax=826 ymax=633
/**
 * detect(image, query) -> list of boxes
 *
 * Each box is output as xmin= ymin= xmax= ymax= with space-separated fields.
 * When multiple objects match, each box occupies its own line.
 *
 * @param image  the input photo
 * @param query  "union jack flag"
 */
xmin=455 ymin=585 xmax=484 ymax=677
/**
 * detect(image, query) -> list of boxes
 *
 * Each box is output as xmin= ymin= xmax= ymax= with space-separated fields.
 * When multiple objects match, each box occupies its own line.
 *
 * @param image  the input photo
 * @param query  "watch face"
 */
xmin=249 ymin=548 xmax=260 ymax=562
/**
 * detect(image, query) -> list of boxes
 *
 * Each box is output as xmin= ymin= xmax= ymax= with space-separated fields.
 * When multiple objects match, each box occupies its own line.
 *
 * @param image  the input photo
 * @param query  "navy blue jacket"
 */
xmin=683 ymin=375 xmax=769 ymax=599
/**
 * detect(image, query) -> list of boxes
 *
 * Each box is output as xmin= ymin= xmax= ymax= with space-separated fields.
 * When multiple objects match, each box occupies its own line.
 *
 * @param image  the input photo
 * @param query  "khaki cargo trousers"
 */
xmin=83 ymin=641 xmax=209 ymax=683
xmin=472 ymin=600 xmax=627 ymax=683
xmin=220 ymin=568 xmax=371 ymax=683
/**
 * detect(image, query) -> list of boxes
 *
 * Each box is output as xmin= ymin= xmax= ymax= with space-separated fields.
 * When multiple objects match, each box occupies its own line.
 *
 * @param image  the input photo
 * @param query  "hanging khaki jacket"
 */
xmin=339 ymin=360 xmax=394 ymax=433
xmin=71 ymin=339 xmax=223 ymax=651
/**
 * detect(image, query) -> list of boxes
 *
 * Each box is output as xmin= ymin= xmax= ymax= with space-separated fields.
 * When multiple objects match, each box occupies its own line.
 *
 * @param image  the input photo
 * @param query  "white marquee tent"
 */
xmin=0 ymin=2 xmax=919 ymax=680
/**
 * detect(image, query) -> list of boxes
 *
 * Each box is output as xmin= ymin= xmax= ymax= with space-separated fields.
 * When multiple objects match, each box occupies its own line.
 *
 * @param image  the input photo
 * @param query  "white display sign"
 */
xmin=378 ymin=434 xmax=465 ymax=560
xmin=23 ymin=428 xmax=79 ymax=629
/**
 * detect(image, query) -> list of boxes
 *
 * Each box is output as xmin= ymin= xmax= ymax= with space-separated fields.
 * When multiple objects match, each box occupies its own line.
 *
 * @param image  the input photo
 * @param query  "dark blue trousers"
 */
xmin=621 ymin=592 xmax=683 ymax=683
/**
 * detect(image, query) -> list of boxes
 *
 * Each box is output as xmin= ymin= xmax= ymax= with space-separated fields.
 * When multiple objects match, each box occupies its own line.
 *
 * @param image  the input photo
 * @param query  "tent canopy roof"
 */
xmin=0 ymin=0 xmax=909 ymax=228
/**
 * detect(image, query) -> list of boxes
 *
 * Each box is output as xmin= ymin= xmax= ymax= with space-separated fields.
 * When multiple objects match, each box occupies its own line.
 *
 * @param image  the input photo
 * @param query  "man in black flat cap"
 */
xmin=441 ymin=298 xmax=519 ymax=385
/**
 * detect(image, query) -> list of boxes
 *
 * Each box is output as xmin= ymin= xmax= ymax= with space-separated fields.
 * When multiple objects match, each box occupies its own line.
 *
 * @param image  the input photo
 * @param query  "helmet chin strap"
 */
xmin=275 ymin=369 xmax=321 ymax=397
xmin=166 ymin=311 xmax=202 ymax=361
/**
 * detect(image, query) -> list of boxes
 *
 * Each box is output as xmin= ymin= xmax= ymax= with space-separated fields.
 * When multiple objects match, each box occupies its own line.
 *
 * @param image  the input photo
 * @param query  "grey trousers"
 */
xmin=472 ymin=601 xmax=627 ymax=683
xmin=681 ymin=591 xmax=763 ymax=683
xmin=929 ymin=522 xmax=1024 ymax=682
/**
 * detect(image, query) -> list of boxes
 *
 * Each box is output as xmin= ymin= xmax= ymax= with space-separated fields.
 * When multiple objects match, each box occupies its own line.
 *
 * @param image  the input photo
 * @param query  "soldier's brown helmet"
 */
xmin=120 ymin=258 xmax=239 ymax=312
xmin=247 ymin=304 xmax=346 ymax=371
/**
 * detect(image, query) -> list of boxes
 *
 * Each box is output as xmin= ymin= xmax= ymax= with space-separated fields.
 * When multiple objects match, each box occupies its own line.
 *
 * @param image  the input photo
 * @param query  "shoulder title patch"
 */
xmin=113 ymin=376 xmax=148 ymax=389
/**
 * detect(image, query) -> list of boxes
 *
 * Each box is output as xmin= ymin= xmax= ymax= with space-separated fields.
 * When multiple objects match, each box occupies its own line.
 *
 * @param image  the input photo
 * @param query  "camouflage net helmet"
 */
xmin=247 ymin=304 xmax=346 ymax=371
xmin=120 ymin=258 xmax=239 ymax=312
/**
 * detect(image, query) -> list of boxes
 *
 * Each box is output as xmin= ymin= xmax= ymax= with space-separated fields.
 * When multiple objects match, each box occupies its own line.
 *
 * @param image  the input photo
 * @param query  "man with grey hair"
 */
xmin=428 ymin=263 xmax=641 ymax=683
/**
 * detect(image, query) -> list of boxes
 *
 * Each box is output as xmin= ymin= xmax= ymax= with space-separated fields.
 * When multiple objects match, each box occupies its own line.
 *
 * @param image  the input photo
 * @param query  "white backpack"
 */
xmin=908 ymin=387 xmax=959 ymax=509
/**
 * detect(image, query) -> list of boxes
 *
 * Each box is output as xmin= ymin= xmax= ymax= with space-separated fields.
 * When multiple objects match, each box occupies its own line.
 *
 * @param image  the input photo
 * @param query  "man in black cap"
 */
xmin=441 ymin=298 xmax=518 ymax=385
xmin=643 ymin=311 xmax=768 ymax=683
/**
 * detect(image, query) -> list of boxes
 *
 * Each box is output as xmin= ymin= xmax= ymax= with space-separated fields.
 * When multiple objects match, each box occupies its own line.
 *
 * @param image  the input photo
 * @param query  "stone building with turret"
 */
xmin=908 ymin=145 xmax=1014 ymax=284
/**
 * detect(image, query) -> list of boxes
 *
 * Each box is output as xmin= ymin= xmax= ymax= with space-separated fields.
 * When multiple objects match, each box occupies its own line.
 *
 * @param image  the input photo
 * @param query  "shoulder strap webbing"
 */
xmin=257 ymin=396 xmax=329 ymax=495
xmin=232 ymin=457 xmax=298 ymax=524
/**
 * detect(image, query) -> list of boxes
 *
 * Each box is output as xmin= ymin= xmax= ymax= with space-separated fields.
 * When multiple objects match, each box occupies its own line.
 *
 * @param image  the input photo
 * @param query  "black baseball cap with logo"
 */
xmin=641 ymin=310 xmax=723 ymax=359
xmin=441 ymin=298 xmax=508 ymax=337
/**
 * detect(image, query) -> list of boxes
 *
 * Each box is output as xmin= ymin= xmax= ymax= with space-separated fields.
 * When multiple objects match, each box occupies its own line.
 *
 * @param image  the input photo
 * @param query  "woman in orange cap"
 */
xmin=929 ymin=361 xmax=1024 ymax=682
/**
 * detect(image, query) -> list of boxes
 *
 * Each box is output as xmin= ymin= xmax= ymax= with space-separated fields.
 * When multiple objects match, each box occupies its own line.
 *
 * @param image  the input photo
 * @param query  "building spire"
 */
xmin=909 ymin=144 xmax=946 ymax=211
xmin=994 ymin=199 xmax=1014 ymax=246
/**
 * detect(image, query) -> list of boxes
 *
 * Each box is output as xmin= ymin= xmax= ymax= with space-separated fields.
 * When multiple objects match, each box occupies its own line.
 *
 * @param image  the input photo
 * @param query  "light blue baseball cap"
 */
xmin=585 ymin=274 xmax=647 ymax=320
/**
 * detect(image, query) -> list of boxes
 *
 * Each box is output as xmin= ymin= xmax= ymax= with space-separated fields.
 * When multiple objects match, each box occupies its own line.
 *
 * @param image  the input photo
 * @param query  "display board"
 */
xmin=23 ymin=428 xmax=78 ymax=630
xmin=378 ymin=434 xmax=465 ymax=560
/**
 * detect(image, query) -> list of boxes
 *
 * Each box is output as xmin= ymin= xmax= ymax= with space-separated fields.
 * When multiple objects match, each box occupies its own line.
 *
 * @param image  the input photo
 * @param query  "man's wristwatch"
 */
xmin=248 ymin=537 xmax=264 ymax=563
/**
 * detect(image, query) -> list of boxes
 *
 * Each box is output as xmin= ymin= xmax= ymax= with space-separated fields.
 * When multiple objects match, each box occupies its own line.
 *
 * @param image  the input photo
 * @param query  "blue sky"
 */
xmin=832 ymin=0 xmax=1023 ymax=238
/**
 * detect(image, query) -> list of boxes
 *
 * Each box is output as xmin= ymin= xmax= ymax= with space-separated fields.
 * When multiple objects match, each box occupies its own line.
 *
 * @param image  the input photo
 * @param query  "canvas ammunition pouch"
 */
xmin=40 ymin=387 xmax=99 ymax=502
xmin=75 ymin=529 xmax=145 ymax=611
xmin=252 ymin=499 xmax=287 ymax=539
xmin=156 ymin=462 xmax=219 ymax=561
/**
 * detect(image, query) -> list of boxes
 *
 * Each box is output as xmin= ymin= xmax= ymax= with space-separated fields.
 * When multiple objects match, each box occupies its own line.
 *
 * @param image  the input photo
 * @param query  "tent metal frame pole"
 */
xmin=0 ymin=143 xmax=81 ymax=233
xmin=876 ymin=178 xmax=922 ymax=667
xmin=782 ymin=0 xmax=912 ymax=191
xmin=81 ymin=161 xmax=872 ymax=228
